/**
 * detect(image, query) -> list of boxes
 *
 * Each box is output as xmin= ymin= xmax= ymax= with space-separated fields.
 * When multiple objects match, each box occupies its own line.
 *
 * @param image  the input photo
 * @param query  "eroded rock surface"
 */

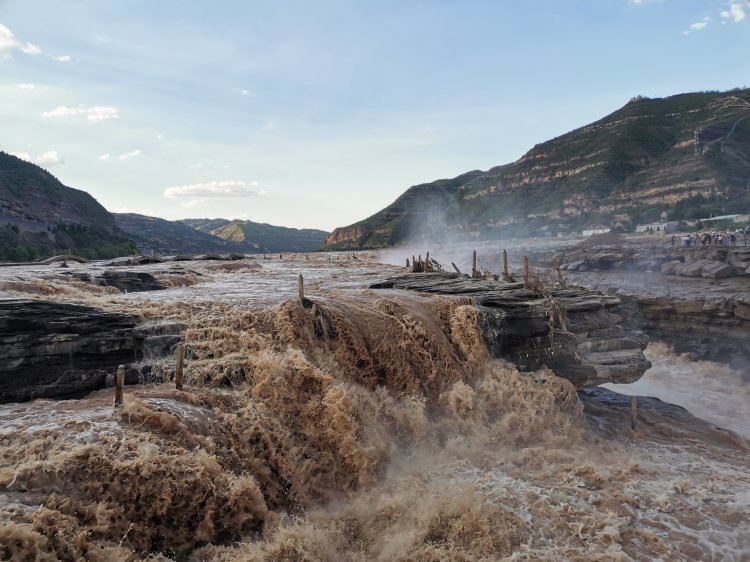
xmin=0 ymin=299 xmax=182 ymax=402
xmin=371 ymin=273 xmax=651 ymax=388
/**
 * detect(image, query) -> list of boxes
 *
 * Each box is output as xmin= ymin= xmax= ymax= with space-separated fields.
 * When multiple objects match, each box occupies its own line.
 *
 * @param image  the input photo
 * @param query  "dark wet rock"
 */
xmin=61 ymin=270 xmax=166 ymax=292
xmin=371 ymin=273 xmax=651 ymax=389
xmin=108 ymin=255 xmax=165 ymax=266
xmin=0 ymin=300 xmax=183 ymax=403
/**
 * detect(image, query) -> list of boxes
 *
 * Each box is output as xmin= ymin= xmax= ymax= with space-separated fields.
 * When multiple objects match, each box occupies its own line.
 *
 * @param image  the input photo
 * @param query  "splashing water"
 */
xmin=0 ymin=255 xmax=747 ymax=560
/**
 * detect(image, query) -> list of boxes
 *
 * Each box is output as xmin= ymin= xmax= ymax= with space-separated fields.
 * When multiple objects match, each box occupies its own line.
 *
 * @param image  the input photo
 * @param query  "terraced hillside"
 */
xmin=324 ymin=89 xmax=750 ymax=249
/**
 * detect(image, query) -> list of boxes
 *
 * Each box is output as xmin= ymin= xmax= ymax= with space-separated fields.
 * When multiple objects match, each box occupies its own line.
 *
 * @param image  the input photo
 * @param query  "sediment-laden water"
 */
xmin=0 ymin=254 xmax=748 ymax=561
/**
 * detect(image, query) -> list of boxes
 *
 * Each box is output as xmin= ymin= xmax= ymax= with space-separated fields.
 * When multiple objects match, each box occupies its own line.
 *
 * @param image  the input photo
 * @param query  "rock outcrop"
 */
xmin=556 ymin=245 xmax=750 ymax=280
xmin=370 ymin=273 xmax=650 ymax=388
xmin=0 ymin=300 xmax=183 ymax=402
xmin=61 ymin=270 xmax=166 ymax=292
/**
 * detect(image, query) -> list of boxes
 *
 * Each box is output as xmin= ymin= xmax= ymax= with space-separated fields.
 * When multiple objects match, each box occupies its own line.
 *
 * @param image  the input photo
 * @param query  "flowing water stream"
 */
xmin=0 ymin=254 xmax=747 ymax=561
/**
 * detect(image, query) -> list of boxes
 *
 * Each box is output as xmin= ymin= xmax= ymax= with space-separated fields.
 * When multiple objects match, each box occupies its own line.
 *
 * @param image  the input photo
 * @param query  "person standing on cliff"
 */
xmin=671 ymin=235 xmax=676 ymax=248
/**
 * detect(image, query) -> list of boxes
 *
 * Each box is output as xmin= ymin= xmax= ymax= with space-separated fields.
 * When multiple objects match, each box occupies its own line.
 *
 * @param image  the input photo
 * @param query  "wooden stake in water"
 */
xmin=175 ymin=343 xmax=184 ymax=390
xmin=630 ymin=395 xmax=638 ymax=431
xmin=523 ymin=255 xmax=530 ymax=286
xmin=114 ymin=365 xmax=125 ymax=408
xmin=406 ymin=258 xmax=410 ymax=268
xmin=298 ymin=274 xmax=305 ymax=304
xmin=503 ymin=250 xmax=509 ymax=277
xmin=452 ymin=262 xmax=462 ymax=274
xmin=425 ymin=252 xmax=430 ymax=272
xmin=472 ymin=250 xmax=477 ymax=277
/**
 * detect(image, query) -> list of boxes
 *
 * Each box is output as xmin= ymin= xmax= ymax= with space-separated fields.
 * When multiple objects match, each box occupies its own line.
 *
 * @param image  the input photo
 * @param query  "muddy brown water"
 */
xmin=0 ymin=253 xmax=748 ymax=561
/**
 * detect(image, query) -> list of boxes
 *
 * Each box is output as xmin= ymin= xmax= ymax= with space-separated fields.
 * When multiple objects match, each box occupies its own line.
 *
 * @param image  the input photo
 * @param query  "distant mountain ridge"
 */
xmin=323 ymin=88 xmax=750 ymax=249
xmin=116 ymin=215 xmax=329 ymax=254
xmin=0 ymin=151 xmax=329 ymax=261
xmin=183 ymin=218 xmax=329 ymax=253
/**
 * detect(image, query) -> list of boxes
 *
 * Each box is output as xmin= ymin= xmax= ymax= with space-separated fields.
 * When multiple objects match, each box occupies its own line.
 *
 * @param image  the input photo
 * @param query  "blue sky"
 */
xmin=1 ymin=0 xmax=748 ymax=230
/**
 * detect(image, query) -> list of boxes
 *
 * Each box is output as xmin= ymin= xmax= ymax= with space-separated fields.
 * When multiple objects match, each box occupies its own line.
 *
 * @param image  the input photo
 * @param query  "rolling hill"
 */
xmin=115 ymin=216 xmax=329 ymax=254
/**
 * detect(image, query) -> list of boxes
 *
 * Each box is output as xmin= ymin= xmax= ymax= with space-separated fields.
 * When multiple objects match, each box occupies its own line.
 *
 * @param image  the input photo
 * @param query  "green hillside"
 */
xmin=206 ymin=220 xmax=329 ymax=253
xmin=324 ymin=88 xmax=750 ymax=249
xmin=114 ymin=214 xmax=247 ymax=254
xmin=0 ymin=152 xmax=135 ymax=261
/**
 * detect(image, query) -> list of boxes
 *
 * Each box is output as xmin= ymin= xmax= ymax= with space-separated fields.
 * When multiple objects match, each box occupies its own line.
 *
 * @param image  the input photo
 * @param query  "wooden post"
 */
xmin=406 ymin=258 xmax=410 ymax=268
xmin=114 ymin=365 xmax=125 ymax=408
xmin=630 ymin=395 xmax=637 ymax=430
xmin=175 ymin=343 xmax=184 ymax=390
xmin=502 ymin=250 xmax=509 ymax=277
xmin=552 ymin=257 xmax=565 ymax=286
xmin=452 ymin=262 xmax=462 ymax=274
xmin=472 ymin=250 xmax=477 ymax=277
xmin=425 ymin=252 xmax=430 ymax=272
xmin=298 ymin=274 xmax=305 ymax=304
xmin=523 ymin=255 xmax=529 ymax=285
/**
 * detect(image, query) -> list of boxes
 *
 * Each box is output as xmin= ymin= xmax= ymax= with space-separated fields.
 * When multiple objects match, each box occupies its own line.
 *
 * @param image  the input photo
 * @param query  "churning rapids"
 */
xmin=0 ymin=253 xmax=748 ymax=561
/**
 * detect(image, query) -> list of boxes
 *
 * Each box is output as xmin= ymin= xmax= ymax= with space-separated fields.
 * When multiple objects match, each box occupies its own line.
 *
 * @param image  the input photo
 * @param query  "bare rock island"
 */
xmin=371 ymin=272 xmax=651 ymax=389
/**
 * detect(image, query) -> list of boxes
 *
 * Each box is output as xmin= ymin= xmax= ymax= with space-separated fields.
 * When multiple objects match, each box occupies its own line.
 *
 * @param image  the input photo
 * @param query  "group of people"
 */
xmin=671 ymin=226 xmax=750 ymax=248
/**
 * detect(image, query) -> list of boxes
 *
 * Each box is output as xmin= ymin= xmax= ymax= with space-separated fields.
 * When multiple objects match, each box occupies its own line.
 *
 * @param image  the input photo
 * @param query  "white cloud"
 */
xmin=10 ymin=149 xmax=62 ymax=167
xmin=49 ymin=54 xmax=71 ymax=62
xmin=0 ymin=23 xmax=42 ymax=56
xmin=99 ymin=153 xmax=111 ymax=161
xmin=180 ymin=198 xmax=209 ymax=209
xmin=684 ymin=16 xmax=711 ymax=33
xmin=118 ymin=149 xmax=142 ymax=161
xmin=43 ymin=105 xmax=119 ymax=122
xmin=240 ymin=89 xmax=250 ymax=96
xmin=164 ymin=180 xmax=259 ymax=199
xmin=18 ymin=83 xmax=35 ymax=89
xmin=116 ymin=206 xmax=158 ymax=216
xmin=721 ymin=2 xmax=748 ymax=22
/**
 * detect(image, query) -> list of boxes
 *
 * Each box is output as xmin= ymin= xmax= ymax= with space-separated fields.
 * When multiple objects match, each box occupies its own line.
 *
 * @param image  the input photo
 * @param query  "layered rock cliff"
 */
xmin=324 ymin=89 xmax=750 ymax=249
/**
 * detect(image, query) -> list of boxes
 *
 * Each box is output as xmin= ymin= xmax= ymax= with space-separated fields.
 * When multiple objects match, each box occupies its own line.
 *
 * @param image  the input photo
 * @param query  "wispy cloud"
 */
xmin=10 ymin=150 xmax=62 ymax=167
xmin=721 ymin=1 xmax=749 ymax=22
xmin=118 ymin=149 xmax=142 ymax=161
xmin=0 ymin=23 xmax=41 ymax=56
xmin=164 ymin=180 xmax=259 ymax=198
xmin=99 ymin=153 xmax=111 ymax=161
xmin=49 ymin=54 xmax=71 ymax=62
xmin=43 ymin=105 xmax=119 ymax=122
xmin=18 ymin=83 xmax=35 ymax=89
xmin=684 ymin=16 xmax=711 ymax=34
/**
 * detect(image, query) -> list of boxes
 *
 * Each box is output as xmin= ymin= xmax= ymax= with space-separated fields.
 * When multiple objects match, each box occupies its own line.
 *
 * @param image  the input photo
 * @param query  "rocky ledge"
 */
xmin=0 ymin=300 xmax=183 ymax=403
xmin=555 ymin=245 xmax=750 ymax=280
xmin=370 ymin=273 xmax=651 ymax=389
